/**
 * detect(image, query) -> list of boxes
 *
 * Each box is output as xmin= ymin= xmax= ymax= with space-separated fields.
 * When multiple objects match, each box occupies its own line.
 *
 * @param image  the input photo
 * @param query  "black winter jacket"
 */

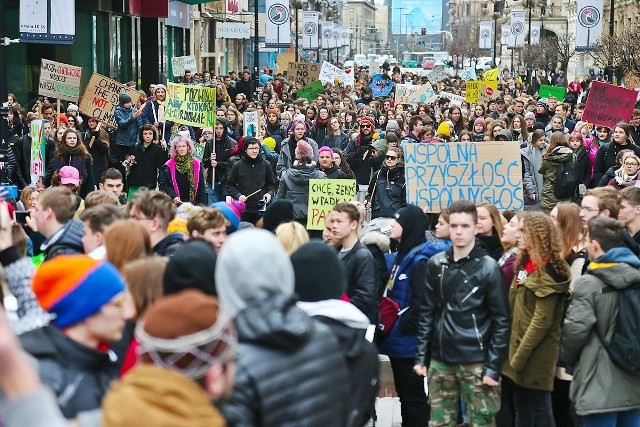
xmin=415 ymin=242 xmax=510 ymax=380
xmin=337 ymin=240 xmax=379 ymax=324
xmin=41 ymin=220 xmax=85 ymax=261
xmin=20 ymin=325 xmax=119 ymax=418
xmin=344 ymin=135 xmax=375 ymax=185
xmin=126 ymin=142 xmax=169 ymax=188
xmin=222 ymin=294 xmax=349 ymax=427
xmin=321 ymin=164 xmax=348 ymax=179
xmin=226 ymin=155 xmax=275 ymax=214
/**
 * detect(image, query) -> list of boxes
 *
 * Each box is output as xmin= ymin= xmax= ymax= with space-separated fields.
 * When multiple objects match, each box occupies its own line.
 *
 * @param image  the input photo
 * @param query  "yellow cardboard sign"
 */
xmin=306 ymin=179 xmax=357 ymax=230
xmin=404 ymin=142 xmax=524 ymax=212
xmin=165 ymin=83 xmax=217 ymax=128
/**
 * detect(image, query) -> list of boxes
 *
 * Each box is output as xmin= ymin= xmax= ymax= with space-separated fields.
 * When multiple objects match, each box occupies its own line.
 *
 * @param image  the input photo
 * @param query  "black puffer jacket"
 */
xmin=41 ymin=220 xmax=85 ymax=261
xmin=222 ymin=293 xmax=349 ymax=427
xmin=20 ymin=325 xmax=119 ymax=418
xmin=415 ymin=242 xmax=510 ymax=380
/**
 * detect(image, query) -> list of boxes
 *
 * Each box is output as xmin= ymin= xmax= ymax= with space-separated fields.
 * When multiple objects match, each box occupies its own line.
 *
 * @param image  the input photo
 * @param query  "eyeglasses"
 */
xmin=625 ymin=162 xmax=639 ymax=166
xmin=580 ymin=206 xmax=601 ymax=213
xmin=385 ymin=155 xmax=398 ymax=160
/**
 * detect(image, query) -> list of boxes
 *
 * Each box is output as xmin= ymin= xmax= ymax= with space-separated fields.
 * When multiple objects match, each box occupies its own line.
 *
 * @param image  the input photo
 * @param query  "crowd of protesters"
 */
xmin=0 ymin=63 xmax=638 ymax=427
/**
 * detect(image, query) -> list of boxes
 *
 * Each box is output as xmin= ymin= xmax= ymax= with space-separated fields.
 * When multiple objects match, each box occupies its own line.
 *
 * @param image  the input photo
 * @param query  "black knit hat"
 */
xmin=118 ymin=92 xmax=132 ymax=106
xmin=163 ymin=239 xmax=217 ymax=296
xmin=292 ymin=241 xmax=346 ymax=302
xmin=394 ymin=205 xmax=429 ymax=264
xmin=262 ymin=199 xmax=294 ymax=232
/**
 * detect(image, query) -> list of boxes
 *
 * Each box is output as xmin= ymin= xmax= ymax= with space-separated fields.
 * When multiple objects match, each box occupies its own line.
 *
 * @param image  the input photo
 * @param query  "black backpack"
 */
xmin=554 ymin=155 xmax=578 ymax=199
xmin=598 ymin=285 xmax=640 ymax=375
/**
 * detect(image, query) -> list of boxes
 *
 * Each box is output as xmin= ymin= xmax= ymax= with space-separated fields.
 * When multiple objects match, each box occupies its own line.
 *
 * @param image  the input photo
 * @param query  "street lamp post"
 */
xmin=492 ymin=1 xmax=500 ymax=67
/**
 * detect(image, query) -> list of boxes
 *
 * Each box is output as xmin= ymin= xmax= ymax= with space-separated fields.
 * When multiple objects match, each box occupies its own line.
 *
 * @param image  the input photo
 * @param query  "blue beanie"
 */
xmin=213 ymin=200 xmax=245 ymax=233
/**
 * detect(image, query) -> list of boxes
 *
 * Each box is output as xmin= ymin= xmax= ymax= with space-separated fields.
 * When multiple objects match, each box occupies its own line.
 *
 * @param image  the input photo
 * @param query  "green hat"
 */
xmin=118 ymin=92 xmax=132 ymax=106
xmin=371 ymin=139 xmax=388 ymax=156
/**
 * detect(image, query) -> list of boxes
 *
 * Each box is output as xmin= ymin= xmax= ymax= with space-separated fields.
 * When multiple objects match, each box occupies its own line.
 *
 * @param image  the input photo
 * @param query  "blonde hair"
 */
xmin=275 ymin=222 xmax=310 ymax=256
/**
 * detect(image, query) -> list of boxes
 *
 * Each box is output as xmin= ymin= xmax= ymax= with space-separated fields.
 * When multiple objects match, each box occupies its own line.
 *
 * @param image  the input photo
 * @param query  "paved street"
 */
xmin=370 ymin=356 xmax=403 ymax=427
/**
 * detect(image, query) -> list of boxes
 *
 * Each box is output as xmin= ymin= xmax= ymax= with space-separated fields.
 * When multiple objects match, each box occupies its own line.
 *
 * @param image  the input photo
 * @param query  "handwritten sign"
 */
xmin=243 ymin=110 xmax=259 ymax=137
xmin=287 ymin=62 xmax=320 ymax=86
xmin=405 ymin=142 xmax=524 ymax=212
xmin=319 ymin=61 xmax=354 ymax=87
xmin=298 ymin=80 xmax=325 ymax=100
xmin=307 ymin=179 xmax=357 ymax=230
xmin=583 ymin=81 xmax=637 ymax=129
xmin=29 ymin=120 xmax=46 ymax=186
xmin=369 ymin=74 xmax=394 ymax=97
xmin=165 ymin=83 xmax=217 ymax=128
xmin=38 ymin=59 xmax=82 ymax=102
xmin=78 ymin=73 xmax=141 ymax=128
xmin=439 ymin=91 xmax=465 ymax=107
xmin=408 ymin=83 xmax=437 ymax=104
xmin=171 ymin=55 xmax=197 ymax=78
xmin=480 ymin=83 xmax=502 ymax=104
xmin=539 ymin=84 xmax=566 ymax=101
xmin=395 ymin=84 xmax=419 ymax=104
xmin=466 ymin=80 xmax=497 ymax=103
xmin=426 ymin=66 xmax=449 ymax=84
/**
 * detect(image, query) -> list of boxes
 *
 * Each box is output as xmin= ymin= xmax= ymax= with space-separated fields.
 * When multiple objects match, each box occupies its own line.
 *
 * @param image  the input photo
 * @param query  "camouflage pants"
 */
xmin=428 ymin=360 xmax=501 ymax=427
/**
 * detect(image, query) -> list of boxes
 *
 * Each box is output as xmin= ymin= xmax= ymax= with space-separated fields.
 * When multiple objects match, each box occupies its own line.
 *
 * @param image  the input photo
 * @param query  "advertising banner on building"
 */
xmin=479 ymin=21 xmax=493 ymax=49
xmin=508 ymin=9 xmax=526 ymax=48
xmin=530 ymin=21 xmax=541 ymax=44
xmin=19 ymin=0 xmax=75 ymax=44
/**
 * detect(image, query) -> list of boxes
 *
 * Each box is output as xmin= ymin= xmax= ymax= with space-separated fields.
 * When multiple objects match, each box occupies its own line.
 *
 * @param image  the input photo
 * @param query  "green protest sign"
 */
xmin=539 ymin=85 xmax=566 ymax=101
xmin=297 ymin=80 xmax=325 ymax=100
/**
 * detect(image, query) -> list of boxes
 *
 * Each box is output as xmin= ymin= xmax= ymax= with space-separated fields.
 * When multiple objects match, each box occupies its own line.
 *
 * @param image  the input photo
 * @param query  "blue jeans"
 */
xmin=207 ymin=182 xmax=226 ymax=206
xmin=583 ymin=409 xmax=640 ymax=427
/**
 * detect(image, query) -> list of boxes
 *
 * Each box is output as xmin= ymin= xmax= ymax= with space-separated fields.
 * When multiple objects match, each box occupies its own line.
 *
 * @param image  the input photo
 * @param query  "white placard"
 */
xmin=38 ymin=59 xmax=82 ymax=102
xmin=172 ymin=56 xmax=198 ymax=78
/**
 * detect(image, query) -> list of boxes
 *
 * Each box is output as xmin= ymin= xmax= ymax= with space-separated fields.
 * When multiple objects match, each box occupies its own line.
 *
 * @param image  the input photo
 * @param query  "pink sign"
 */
xmin=583 ymin=81 xmax=637 ymax=129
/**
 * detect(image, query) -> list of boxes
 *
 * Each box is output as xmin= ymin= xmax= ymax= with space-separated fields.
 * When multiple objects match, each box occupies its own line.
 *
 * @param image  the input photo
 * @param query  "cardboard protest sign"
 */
xmin=287 ymin=62 xmax=320 ymax=86
xmin=459 ymin=67 xmax=477 ymax=81
xmin=583 ymin=81 xmax=637 ymax=129
xmin=439 ymin=91 xmax=465 ymax=107
xmin=539 ymin=84 xmax=566 ymax=101
xmin=297 ymin=80 xmax=325 ymax=100
xmin=318 ymin=61 xmax=354 ymax=87
xmin=394 ymin=84 xmax=419 ymax=104
xmin=407 ymin=83 xmax=437 ymax=104
xmin=38 ymin=59 xmax=82 ymax=102
xmin=171 ymin=55 xmax=197 ymax=78
xmin=79 ymin=73 xmax=141 ymax=128
xmin=466 ymin=80 xmax=498 ymax=103
xmin=164 ymin=83 xmax=217 ymax=128
xmin=426 ymin=66 xmax=449 ymax=84
xmin=29 ymin=120 xmax=46 ymax=186
xmin=404 ymin=142 xmax=523 ymax=212
xmin=243 ymin=110 xmax=260 ymax=138
xmin=479 ymin=83 xmax=501 ymax=104
xmin=307 ymin=179 xmax=357 ymax=230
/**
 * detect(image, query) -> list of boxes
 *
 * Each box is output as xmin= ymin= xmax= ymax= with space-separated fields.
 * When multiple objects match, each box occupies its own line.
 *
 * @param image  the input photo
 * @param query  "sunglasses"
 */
xmin=360 ymin=125 xmax=372 ymax=129
xmin=385 ymin=155 xmax=398 ymax=160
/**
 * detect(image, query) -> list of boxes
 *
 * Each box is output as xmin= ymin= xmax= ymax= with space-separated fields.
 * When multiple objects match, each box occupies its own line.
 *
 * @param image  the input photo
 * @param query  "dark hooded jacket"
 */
xmin=202 ymin=118 xmax=238 ymax=185
xmin=366 ymin=165 xmax=406 ymax=219
xmin=321 ymin=164 xmax=348 ymax=179
xmin=276 ymin=162 xmax=326 ymax=220
xmin=415 ymin=241 xmax=511 ymax=380
xmin=20 ymin=325 xmax=119 ymax=418
xmin=344 ymin=134 xmax=375 ymax=185
xmin=40 ymin=219 xmax=85 ymax=261
xmin=222 ymin=294 xmax=349 ymax=427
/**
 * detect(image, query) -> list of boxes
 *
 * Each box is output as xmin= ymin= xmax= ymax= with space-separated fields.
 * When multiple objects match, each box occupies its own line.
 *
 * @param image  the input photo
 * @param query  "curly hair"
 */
xmin=515 ymin=212 xmax=571 ymax=278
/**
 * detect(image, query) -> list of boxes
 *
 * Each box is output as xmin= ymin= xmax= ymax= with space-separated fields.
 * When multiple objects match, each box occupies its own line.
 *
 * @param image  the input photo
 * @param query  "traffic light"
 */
xmin=421 ymin=27 xmax=426 ymax=35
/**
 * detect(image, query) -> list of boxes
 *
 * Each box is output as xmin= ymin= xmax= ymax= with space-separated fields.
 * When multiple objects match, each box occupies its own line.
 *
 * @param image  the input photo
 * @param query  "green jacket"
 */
xmin=561 ymin=256 xmax=640 ymax=416
xmin=502 ymin=262 xmax=570 ymax=391
xmin=538 ymin=146 xmax=575 ymax=212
